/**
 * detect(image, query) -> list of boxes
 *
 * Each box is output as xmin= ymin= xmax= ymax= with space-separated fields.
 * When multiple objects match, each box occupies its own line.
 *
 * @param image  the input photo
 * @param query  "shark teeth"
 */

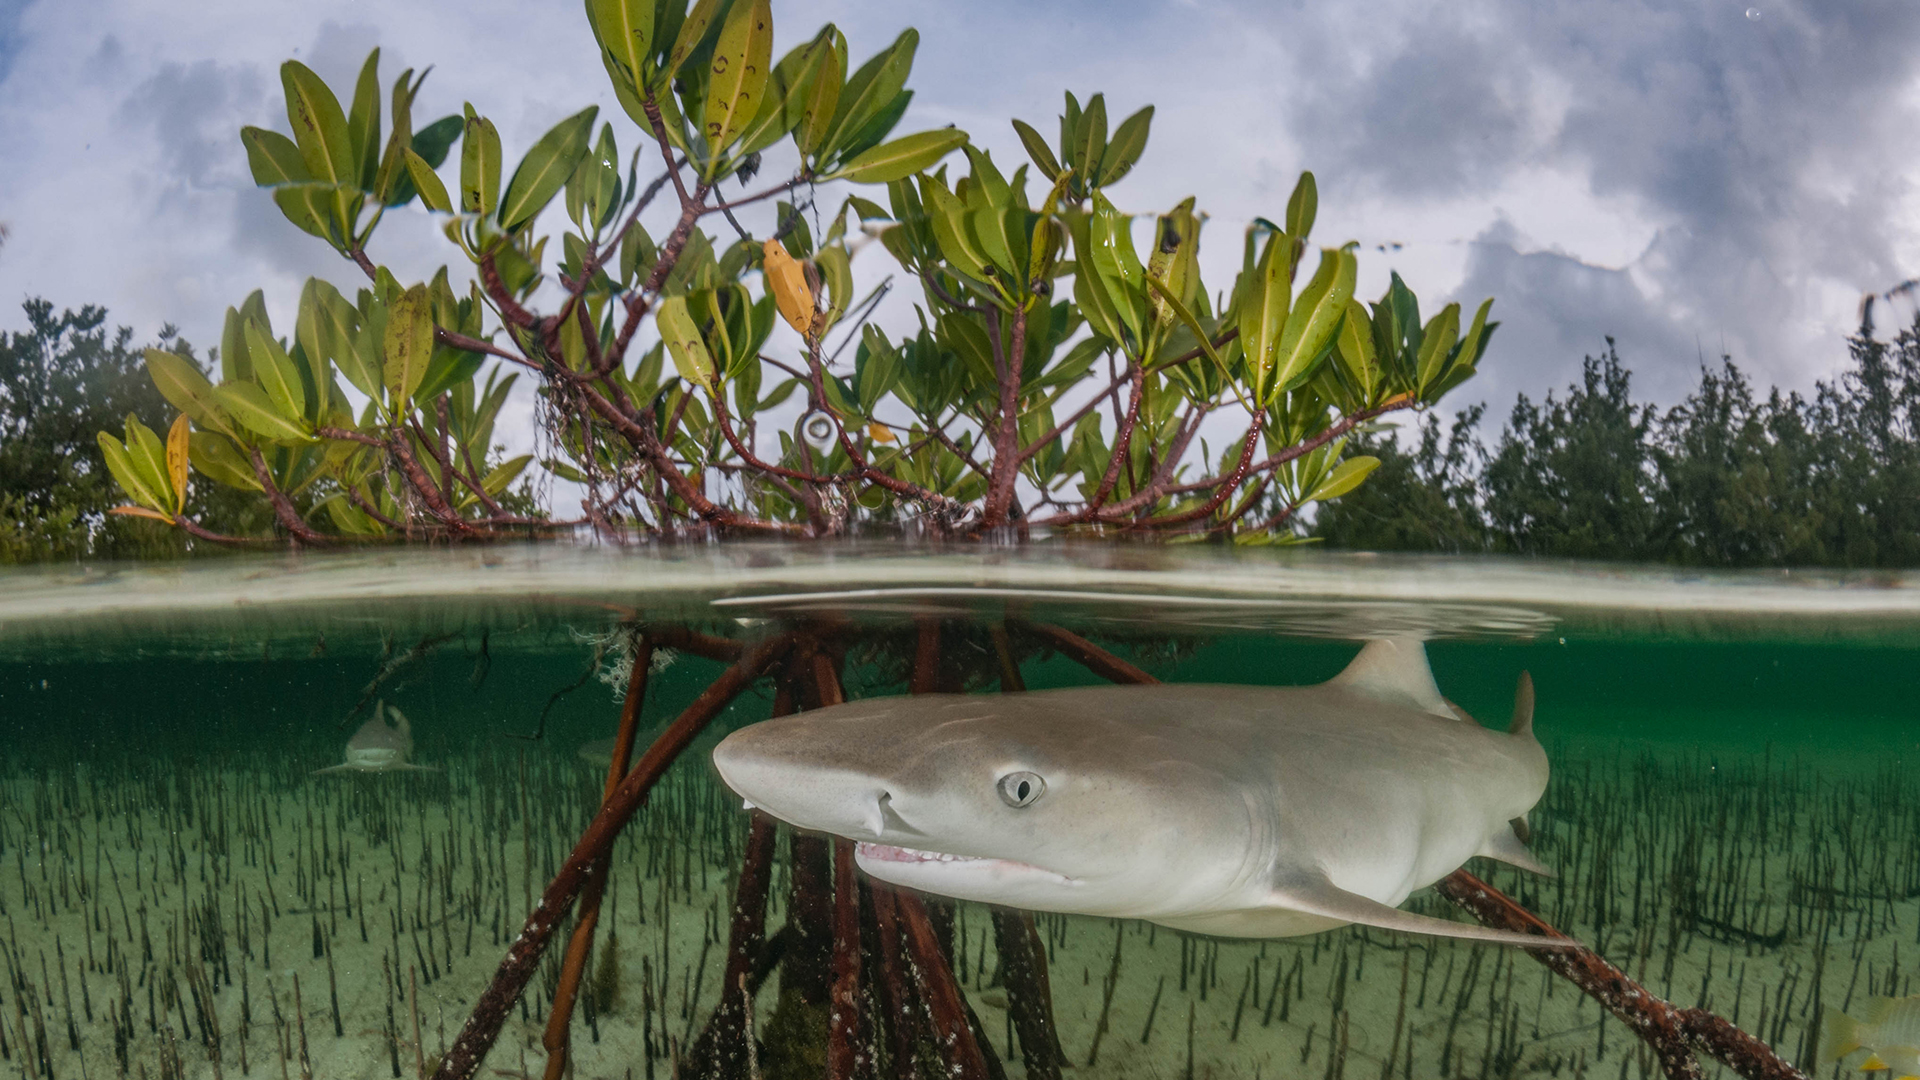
xmin=856 ymin=842 xmax=983 ymax=865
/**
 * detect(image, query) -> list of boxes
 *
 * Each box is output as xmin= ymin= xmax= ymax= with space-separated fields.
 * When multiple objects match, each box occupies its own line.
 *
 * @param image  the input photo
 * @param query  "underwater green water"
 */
xmin=0 ymin=547 xmax=1915 ymax=1080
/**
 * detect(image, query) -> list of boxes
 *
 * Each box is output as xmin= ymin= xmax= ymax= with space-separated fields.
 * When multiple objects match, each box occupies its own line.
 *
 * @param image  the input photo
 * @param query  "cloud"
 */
xmin=1450 ymin=220 xmax=1700 ymax=408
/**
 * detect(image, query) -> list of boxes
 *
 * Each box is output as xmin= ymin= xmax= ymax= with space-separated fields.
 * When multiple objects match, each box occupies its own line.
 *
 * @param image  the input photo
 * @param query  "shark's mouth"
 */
xmin=856 ymin=842 xmax=1074 ymax=883
xmin=858 ymin=842 xmax=986 ymax=865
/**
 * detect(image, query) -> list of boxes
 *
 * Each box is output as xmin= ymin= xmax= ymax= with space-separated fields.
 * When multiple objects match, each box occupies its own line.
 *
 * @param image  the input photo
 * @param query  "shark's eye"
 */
xmin=997 ymin=771 xmax=1045 ymax=808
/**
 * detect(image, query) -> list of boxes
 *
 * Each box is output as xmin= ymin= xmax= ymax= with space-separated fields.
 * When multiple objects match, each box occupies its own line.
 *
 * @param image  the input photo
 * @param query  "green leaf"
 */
xmin=736 ymin=31 xmax=831 ymax=156
xmin=144 ymin=349 xmax=236 ymax=440
xmin=1458 ymin=297 xmax=1495 ymax=368
xmin=411 ymin=115 xmax=463 ymax=167
xmin=498 ymin=106 xmax=599 ymax=230
xmin=917 ymin=175 xmax=989 ymax=281
xmin=482 ymin=454 xmax=534 ymax=495
xmin=1416 ymin=302 xmax=1462 ymax=392
xmin=124 ymin=416 xmax=174 ymax=512
xmin=315 ymin=282 xmax=380 ymax=399
xmin=1237 ymin=232 xmax=1289 ymax=398
xmin=1285 ymin=171 xmax=1317 ymax=242
xmin=220 ymin=307 xmax=250 ymax=384
xmin=1305 ymin=455 xmax=1380 ymax=503
xmin=1085 ymin=192 xmax=1145 ymax=349
xmin=656 ymin=295 xmax=716 ymax=387
xmin=588 ymin=0 xmax=655 ymax=91
xmin=1272 ymin=247 xmax=1357 ymax=396
xmin=272 ymin=183 xmax=352 ymax=248
xmin=1075 ymin=94 xmax=1107 ymax=189
xmin=1011 ymin=118 xmax=1061 ymax=182
xmin=834 ymin=88 xmax=911 ymax=163
xmin=1146 ymin=276 xmax=1227 ymax=380
xmin=461 ymin=104 xmax=502 ymax=217
xmin=384 ymin=284 xmax=435 ymax=409
xmin=98 ymin=430 xmax=169 ymax=515
xmin=815 ymin=245 xmax=853 ymax=336
xmin=794 ymin=32 xmax=843 ymax=157
xmin=372 ymin=66 xmax=418 ymax=204
xmin=823 ymin=128 xmax=967 ymax=183
xmin=821 ymin=29 xmax=916 ymax=162
xmin=702 ymin=0 xmax=772 ymax=161
xmin=1332 ymin=297 xmax=1378 ymax=398
xmin=415 ymin=347 xmax=484 ymax=403
xmin=1068 ymin=216 xmax=1123 ymax=346
xmin=240 ymin=127 xmax=311 ymax=186
xmin=664 ymin=0 xmax=723 ymax=83
xmin=188 ymin=431 xmax=265 ymax=491
xmin=213 ymin=382 xmax=315 ymax=443
xmin=1099 ymin=104 xmax=1152 ymax=188
xmin=281 ymin=61 xmax=355 ymax=185
xmin=1145 ymin=196 xmax=1199 ymax=328
xmin=403 ymin=148 xmax=454 ymax=212
xmin=244 ymin=320 xmax=306 ymax=422
xmin=346 ymin=49 xmax=382 ymax=190
xmin=295 ymin=279 xmax=331 ymax=402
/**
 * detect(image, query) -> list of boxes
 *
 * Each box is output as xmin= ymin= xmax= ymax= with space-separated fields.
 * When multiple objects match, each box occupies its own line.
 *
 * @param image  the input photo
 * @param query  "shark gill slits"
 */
xmin=997 ymin=770 xmax=1045 ymax=807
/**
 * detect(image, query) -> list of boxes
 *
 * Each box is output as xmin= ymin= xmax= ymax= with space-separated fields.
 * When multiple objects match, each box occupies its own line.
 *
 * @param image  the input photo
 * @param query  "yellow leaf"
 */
xmin=109 ymin=505 xmax=175 ymax=524
xmin=165 ymin=414 xmax=191 ymax=515
xmin=868 ymin=421 xmax=896 ymax=444
xmin=762 ymin=238 xmax=816 ymax=338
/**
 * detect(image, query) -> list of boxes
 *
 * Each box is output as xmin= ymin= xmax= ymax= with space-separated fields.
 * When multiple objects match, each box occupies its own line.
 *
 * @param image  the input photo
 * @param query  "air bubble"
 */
xmin=801 ymin=411 xmax=838 ymax=451
xmin=1745 ymin=7 xmax=1761 ymax=18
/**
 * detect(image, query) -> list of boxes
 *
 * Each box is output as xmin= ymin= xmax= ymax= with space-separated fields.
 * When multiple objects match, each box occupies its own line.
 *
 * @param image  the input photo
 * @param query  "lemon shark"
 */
xmin=711 ymin=639 xmax=1568 ymax=946
xmin=314 ymin=701 xmax=437 ymax=775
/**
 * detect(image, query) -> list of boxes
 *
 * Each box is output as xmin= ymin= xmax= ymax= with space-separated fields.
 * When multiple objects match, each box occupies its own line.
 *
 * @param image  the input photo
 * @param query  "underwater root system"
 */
xmin=1436 ymin=870 xmax=1809 ymax=1080
xmin=426 ymin=617 xmax=1815 ymax=1080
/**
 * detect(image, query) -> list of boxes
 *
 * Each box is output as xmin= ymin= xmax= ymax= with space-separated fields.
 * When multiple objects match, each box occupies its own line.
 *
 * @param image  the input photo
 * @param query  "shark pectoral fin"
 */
xmin=1478 ymin=824 xmax=1556 ymax=878
xmin=1269 ymin=872 xmax=1579 ymax=949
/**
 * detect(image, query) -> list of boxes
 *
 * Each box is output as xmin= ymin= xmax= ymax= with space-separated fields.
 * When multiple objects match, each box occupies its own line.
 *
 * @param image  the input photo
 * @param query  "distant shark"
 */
xmin=712 ymin=639 xmax=1570 ymax=946
xmin=314 ymin=701 xmax=437 ymax=775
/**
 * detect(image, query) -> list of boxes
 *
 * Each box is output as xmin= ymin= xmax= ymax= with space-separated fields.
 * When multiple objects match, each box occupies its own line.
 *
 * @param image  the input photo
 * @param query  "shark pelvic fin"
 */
xmin=1327 ymin=639 xmax=1454 ymax=719
xmin=1510 ymin=672 xmax=1535 ymax=736
xmin=1270 ymin=872 xmax=1579 ymax=948
xmin=1478 ymin=824 xmax=1556 ymax=877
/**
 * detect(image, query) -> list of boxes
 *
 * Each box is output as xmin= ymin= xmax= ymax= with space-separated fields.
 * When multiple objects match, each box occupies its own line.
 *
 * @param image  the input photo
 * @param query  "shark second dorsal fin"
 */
xmin=1269 ymin=871 xmax=1578 ymax=948
xmin=1327 ymin=639 xmax=1455 ymax=719
xmin=1510 ymin=673 xmax=1535 ymax=736
xmin=1477 ymin=823 xmax=1556 ymax=877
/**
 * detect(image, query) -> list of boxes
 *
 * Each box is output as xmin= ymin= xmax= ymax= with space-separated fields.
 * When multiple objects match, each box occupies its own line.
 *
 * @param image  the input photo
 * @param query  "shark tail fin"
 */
xmin=1818 ymin=1006 xmax=1862 ymax=1062
xmin=1510 ymin=672 xmax=1535 ymax=737
xmin=1329 ymin=639 xmax=1454 ymax=719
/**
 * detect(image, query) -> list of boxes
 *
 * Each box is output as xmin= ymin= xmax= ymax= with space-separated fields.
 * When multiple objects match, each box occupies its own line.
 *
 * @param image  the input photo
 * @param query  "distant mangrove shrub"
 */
xmin=0 ymin=300 xmax=265 ymax=562
xmin=1316 ymin=307 xmax=1920 ymax=568
xmin=96 ymin=0 xmax=1495 ymax=545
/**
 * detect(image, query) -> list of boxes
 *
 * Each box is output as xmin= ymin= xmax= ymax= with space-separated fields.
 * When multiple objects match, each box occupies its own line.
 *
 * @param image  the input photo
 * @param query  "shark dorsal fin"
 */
xmin=1327 ymin=639 xmax=1454 ymax=719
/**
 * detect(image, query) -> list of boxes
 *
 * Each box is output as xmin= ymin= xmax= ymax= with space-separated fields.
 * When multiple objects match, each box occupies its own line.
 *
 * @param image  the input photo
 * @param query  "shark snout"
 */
xmin=712 ymin=728 xmax=900 ymax=839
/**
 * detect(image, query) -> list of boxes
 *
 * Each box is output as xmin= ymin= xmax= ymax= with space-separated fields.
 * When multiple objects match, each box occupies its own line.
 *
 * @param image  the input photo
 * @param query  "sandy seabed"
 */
xmin=1 ymin=731 xmax=1913 ymax=1080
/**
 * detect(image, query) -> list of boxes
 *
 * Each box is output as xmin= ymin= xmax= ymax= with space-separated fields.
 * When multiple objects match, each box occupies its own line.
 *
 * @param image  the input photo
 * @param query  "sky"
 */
xmin=2 ymin=0 xmax=1918 ymax=452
